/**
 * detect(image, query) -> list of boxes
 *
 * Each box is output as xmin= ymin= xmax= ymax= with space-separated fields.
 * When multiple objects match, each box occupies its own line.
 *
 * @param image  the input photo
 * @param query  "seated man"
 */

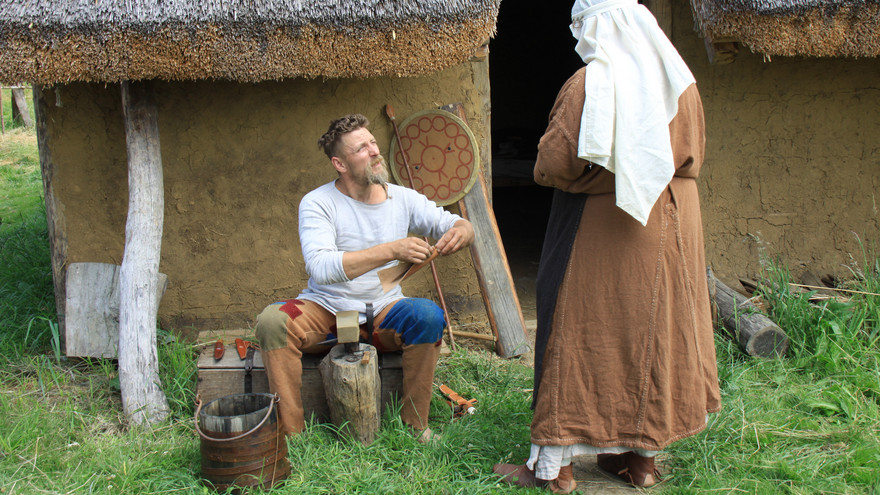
xmin=256 ymin=113 xmax=474 ymax=439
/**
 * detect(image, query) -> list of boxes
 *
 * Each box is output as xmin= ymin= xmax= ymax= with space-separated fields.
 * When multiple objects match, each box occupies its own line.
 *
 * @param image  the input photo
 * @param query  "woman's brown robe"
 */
xmin=530 ymin=67 xmax=721 ymax=451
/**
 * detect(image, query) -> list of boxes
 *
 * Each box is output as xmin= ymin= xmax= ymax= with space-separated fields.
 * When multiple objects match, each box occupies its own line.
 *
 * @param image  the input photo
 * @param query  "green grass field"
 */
xmin=1 ymin=99 xmax=879 ymax=493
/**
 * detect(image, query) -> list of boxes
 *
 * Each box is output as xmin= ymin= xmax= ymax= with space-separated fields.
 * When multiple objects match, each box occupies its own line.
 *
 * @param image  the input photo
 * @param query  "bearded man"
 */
xmin=255 ymin=114 xmax=474 ymax=440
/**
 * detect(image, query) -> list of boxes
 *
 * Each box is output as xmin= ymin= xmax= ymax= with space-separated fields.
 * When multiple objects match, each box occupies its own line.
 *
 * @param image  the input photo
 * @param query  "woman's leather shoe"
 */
xmin=548 ymin=464 xmax=577 ymax=493
xmin=597 ymin=452 xmax=662 ymax=488
xmin=493 ymin=463 xmax=546 ymax=488
xmin=494 ymin=463 xmax=577 ymax=492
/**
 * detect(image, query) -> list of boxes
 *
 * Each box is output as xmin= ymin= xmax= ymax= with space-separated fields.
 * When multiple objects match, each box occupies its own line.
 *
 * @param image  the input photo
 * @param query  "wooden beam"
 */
xmin=704 ymin=37 xmax=740 ymax=64
xmin=457 ymin=173 xmax=530 ymax=358
xmin=33 ymin=86 xmax=68 ymax=344
xmin=118 ymin=80 xmax=169 ymax=425
xmin=472 ymin=44 xmax=493 ymax=196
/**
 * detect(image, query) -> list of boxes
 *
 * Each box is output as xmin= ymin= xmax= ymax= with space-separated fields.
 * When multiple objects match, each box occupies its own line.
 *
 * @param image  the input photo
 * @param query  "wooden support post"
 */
xmin=118 ymin=80 xmax=170 ymax=425
xmin=11 ymin=87 xmax=33 ymax=128
xmin=319 ymin=344 xmax=381 ymax=445
xmin=703 ymin=37 xmax=740 ymax=64
xmin=34 ymin=86 xmax=68 ymax=342
xmin=709 ymin=271 xmax=789 ymax=358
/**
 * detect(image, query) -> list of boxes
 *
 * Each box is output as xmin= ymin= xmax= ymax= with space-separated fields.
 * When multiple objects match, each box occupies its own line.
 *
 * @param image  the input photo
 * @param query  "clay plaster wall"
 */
xmin=44 ymin=62 xmax=490 ymax=332
xmin=671 ymin=1 xmax=880 ymax=286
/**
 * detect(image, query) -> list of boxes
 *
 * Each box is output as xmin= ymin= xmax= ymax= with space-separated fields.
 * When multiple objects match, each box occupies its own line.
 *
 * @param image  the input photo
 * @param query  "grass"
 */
xmin=0 ymin=210 xmax=54 ymax=355
xmin=1 ymin=103 xmax=880 ymax=493
xmin=0 ymin=127 xmax=42 ymax=236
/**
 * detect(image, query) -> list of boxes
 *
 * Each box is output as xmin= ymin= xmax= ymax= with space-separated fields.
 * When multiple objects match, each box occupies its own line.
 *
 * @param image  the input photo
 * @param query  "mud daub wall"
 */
xmin=43 ymin=62 xmax=488 ymax=331
xmin=672 ymin=1 xmax=880 ymax=285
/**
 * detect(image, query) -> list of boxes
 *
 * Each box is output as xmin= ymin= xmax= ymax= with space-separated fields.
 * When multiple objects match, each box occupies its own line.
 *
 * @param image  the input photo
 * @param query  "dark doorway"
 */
xmin=489 ymin=2 xmax=583 ymax=315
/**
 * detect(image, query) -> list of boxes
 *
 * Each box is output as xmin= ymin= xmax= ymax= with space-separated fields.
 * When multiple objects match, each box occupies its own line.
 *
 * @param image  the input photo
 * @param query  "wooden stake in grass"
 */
xmin=118 ymin=80 xmax=170 ymax=426
xmin=1 ymin=87 xmax=5 ymax=133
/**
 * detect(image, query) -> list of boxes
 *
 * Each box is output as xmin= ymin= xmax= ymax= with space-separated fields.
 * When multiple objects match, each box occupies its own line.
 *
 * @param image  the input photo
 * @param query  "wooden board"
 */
xmin=65 ymin=262 xmax=167 ymax=358
xmin=428 ymin=102 xmax=529 ymax=358
xmin=459 ymin=174 xmax=531 ymax=358
xmin=197 ymin=345 xmax=404 ymax=422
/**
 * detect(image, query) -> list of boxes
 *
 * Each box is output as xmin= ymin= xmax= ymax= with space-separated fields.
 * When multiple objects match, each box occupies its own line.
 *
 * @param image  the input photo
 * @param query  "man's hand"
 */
xmin=435 ymin=219 xmax=475 ymax=255
xmin=342 ymin=237 xmax=432 ymax=280
xmin=390 ymin=237 xmax=434 ymax=264
xmin=341 ymin=220 xmax=473 ymax=280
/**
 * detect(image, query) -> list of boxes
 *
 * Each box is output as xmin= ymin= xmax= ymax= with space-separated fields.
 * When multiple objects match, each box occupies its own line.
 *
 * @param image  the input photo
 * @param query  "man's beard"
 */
xmin=366 ymin=155 xmax=389 ymax=185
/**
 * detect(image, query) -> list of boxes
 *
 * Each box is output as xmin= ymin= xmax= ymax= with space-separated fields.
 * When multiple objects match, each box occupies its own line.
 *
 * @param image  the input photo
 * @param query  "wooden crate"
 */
xmin=197 ymin=344 xmax=403 ymax=422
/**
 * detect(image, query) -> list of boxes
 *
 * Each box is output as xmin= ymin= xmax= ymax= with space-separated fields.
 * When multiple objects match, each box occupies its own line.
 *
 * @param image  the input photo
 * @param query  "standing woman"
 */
xmin=495 ymin=0 xmax=721 ymax=491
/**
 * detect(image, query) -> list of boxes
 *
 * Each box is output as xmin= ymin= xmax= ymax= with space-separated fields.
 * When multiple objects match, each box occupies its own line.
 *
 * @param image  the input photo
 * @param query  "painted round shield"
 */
xmin=389 ymin=110 xmax=480 ymax=206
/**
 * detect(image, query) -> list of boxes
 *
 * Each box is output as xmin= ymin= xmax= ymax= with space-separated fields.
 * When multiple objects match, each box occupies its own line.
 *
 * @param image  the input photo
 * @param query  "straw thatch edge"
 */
xmin=0 ymin=18 xmax=496 ymax=84
xmin=692 ymin=1 xmax=880 ymax=57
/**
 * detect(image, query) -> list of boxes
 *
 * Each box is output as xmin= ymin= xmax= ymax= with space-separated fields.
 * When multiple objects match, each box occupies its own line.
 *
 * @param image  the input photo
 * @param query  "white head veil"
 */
xmin=571 ymin=0 xmax=695 ymax=225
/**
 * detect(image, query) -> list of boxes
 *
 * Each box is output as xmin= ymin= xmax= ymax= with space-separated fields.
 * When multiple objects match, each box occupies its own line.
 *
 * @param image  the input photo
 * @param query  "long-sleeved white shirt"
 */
xmin=296 ymin=181 xmax=462 ymax=315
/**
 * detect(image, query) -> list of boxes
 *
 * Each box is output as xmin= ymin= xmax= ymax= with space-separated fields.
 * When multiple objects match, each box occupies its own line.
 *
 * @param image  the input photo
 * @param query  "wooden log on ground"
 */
xmin=118 ymin=80 xmax=169 ymax=425
xmin=319 ymin=344 xmax=381 ymax=445
xmin=709 ymin=271 xmax=789 ymax=357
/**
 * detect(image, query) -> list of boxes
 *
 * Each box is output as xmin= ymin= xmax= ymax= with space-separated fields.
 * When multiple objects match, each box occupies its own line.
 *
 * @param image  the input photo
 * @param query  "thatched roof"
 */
xmin=0 ymin=0 xmax=500 ymax=85
xmin=690 ymin=0 xmax=880 ymax=57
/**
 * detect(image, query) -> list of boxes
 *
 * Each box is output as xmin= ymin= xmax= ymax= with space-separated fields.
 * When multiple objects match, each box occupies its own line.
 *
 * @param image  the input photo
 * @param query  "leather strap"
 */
xmin=244 ymin=346 xmax=255 ymax=394
xmin=365 ymin=302 xmax=374 ymax=345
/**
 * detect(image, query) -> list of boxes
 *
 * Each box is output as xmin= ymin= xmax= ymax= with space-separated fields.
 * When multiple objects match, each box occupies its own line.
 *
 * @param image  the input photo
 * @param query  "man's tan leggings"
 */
xmin=255 ymin=299 xmax=442 ymax=436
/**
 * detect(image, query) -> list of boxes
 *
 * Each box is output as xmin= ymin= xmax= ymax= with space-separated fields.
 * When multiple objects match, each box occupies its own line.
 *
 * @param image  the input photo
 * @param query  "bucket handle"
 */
xmin=194 ymin=394 xmax=280 ymax=443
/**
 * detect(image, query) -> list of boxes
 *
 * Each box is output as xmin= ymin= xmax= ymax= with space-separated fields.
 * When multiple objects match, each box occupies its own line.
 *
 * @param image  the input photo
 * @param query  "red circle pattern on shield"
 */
xmin=389 ymin=110 xmax=480 ymax=206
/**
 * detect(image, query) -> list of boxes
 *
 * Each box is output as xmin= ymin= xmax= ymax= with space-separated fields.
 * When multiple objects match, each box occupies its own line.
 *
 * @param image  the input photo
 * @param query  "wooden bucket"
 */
xmin=195 ymin=393 xmax=290 ymax=491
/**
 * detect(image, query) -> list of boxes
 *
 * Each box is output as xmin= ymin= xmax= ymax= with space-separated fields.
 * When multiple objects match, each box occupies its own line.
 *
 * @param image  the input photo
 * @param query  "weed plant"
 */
xmin=759 ymin=253 xmax=880 ymax=417
xmin=665 ymin=255 xmax=880 ymax=493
